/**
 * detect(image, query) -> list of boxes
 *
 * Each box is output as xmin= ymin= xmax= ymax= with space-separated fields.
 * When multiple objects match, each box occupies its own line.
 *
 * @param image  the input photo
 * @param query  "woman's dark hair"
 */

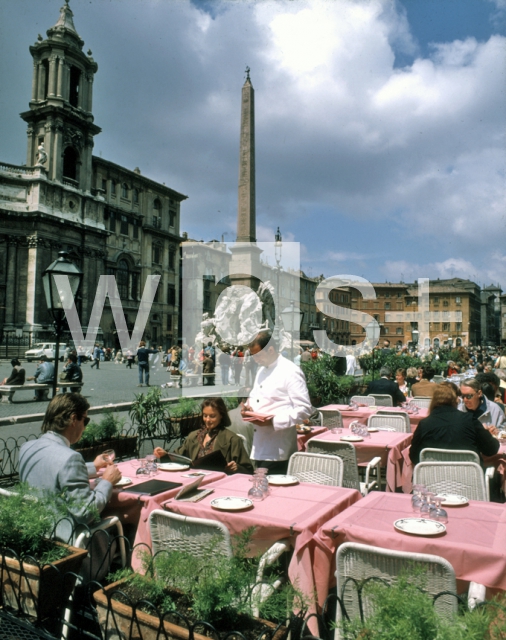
xmin=481 ymin=382 xmax=496 ymax=402
xmin=10 ymin=358 xmax=20 ymax=367
xmin=41 ymin=393 xmax=90 ymax=434
xmin=429 ymin=382 xmax=458 ymax=413
xmin=201 ymin=397 xmax=231 ymax=428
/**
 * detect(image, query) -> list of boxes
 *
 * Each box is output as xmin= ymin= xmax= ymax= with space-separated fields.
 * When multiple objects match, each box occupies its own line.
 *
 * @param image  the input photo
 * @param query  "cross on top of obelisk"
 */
xmin=245 ymin=65 xmax=251 ymax=81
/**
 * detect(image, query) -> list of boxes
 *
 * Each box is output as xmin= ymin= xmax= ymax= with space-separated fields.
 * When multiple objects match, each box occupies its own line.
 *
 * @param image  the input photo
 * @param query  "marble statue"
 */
xmin=36 ymin=142 xmax=48 ymax=166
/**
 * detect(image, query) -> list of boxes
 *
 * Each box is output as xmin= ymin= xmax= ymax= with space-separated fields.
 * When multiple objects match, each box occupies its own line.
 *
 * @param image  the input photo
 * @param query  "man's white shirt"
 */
xmin=249 ymin=354 xmax=311 ymax=461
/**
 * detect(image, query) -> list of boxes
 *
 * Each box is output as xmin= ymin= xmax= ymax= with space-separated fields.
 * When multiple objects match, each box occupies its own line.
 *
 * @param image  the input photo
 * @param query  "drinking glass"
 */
xmin=145 ymin=454 xmax=158 ymax=476
xmin=102 ymin=449 xmax=115 ymax=464
xmin=420 ymin=492 xmax=435 ymax=519
xmin=247 ymin=477 xmax=264 ymax=501
xmin=136 ymin=458 xmax=148 ymax=475
xmin=331 ymin=427 xmax=342 ymax=434
xmin=431 ymin=496 xmax=448 ymax=524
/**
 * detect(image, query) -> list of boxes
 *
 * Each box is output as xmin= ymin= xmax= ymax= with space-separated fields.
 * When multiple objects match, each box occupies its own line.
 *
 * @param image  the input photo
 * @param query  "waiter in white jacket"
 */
xmin=241 ymin=330 xmax=311 ymax=474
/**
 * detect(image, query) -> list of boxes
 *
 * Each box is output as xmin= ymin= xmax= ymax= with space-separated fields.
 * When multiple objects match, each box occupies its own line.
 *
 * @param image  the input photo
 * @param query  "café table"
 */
xmin=307 ymin=428 xmax=413 ymax=492
xmin=103 ymin=460 xmax=226 ymax=565
xmin=164 ymin=473 xmax=361 ymax=629
xmin=312 ymin=491 xmax=506 ymax=609
xmin=297 ymin=425 xmax=328 ymax=451
xmin=319 ymin=404 xmax=427 ymax=432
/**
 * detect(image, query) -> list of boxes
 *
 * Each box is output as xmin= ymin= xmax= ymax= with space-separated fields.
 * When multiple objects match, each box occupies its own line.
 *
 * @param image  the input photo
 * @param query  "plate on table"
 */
xmin=115 ymin=477 xmax=133 ymax=487
xmin=210 ymin=497 xmax=254 ymax=511
xmin=394 ymin=518 xmax=446 ymax=536
xmin=158 ymin=462 xmax=190 ymax=472
xmin=340 ymin=435 xmax=363 ymax=442
xmin=267 ymin=475 xmax=299 ymax=486
xmin=439 ymin=494 xmax=468 ymax=507
xmin=296 ymin=426 xmax=312 ymax=433
xmin=367 ymin=427 xmax=379 ymax=432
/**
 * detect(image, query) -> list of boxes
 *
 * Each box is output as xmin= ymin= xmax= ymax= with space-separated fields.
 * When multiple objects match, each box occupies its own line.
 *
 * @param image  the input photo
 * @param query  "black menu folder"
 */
xmin=122 ymin=479 xmax=182 ymax=496
xmin=161 ymin=450 xmax=228 ymax=472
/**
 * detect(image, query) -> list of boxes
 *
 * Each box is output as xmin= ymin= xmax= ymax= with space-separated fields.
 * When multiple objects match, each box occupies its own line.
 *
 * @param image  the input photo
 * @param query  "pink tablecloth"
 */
xmin=320 ymin=404 xmax=427 ymax=432
xmin=165 ymin=473 xmax=361 ymax=623
xmin=308 ymin=428 xmax=412 ymax=492
xmin=104 ymin=460 xmax=226 ymax=563
xmin=297 ymin=426 xmax=328 ymax=451
xmin=312 ymin=491 xmax=506 ymax=607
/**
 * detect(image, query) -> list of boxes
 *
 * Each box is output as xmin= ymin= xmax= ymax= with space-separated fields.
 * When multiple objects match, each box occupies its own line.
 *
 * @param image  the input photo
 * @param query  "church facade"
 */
xmin=0 ymin=1 xmax=186 ymax=350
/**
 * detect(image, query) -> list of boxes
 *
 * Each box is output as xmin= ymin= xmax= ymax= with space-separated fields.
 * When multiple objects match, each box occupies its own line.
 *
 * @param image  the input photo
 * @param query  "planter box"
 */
xmin=94 ymin=580 xmax=288 ymax=640
xmin=73 ymin=435 xmax=137 ymax=462
xmin=1 ymin=542 xmax=88 ymax=620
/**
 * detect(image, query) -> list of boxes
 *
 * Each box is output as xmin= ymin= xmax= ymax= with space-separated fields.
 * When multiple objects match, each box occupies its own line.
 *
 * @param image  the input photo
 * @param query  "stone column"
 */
xmin=56 ymin=57 xmax=64 ymax=98
xmin=48 ymin=55 xmax=57 ymax=97
xmin=86 ymin=74 xmax=94 ymax=112
xmin=25 ymin=236 xmax=39 ymax=328
xmin=4 ymin=238 xmax=19 ymax=328
xmin=38 ymin=62 xmax=47 ymax=101
xmin=31 ymin=61 xmax=39 ymax=101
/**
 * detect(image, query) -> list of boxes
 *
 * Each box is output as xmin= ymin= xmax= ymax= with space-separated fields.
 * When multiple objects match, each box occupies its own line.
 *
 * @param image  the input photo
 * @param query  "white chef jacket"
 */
xmin=249 ymin=354 xmax=311 ymax=461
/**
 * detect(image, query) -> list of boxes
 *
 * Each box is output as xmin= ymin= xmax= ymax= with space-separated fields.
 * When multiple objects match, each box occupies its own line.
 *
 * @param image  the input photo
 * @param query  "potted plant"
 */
xmin=0 ymin=485 xmax=88 ymax=620
xmin=72 ymin=410 xmax=136 ymax=462
xmin=94 ymin=535 xmax=305 ymax=640
xmin=167 ymin=397 xmax=202 ymax=440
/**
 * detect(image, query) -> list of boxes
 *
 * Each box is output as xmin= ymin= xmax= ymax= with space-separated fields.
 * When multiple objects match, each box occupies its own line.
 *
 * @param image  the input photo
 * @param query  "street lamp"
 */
xmin=42 ymin=251 xmax=83 ymax=397
xmin=281 ymin=302 xmax=304 ymax=360
xmin=274 ymin=227 xmax=282 ymax=339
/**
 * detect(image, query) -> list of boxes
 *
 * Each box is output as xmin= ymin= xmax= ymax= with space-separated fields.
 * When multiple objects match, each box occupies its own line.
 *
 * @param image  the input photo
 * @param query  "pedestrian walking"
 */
xmin=90 ymin=343 xmax=100 ymax=369
xmin=137 ymin=341 xmax=157 ymax=386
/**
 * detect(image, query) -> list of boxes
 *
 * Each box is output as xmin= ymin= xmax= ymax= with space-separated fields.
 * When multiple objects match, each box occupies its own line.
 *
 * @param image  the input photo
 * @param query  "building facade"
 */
xmin=0 ymin=2 xmax=186 ymax=350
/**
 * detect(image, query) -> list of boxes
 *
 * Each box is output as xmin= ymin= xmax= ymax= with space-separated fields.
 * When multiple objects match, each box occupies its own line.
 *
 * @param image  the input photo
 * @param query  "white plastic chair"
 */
xmin=306 ymin=440 xmax=380 ymax=495
xmin=335 ymin=542 xmax=458 ymax=633
xmin=149 ymin=510 xmax=290 ymax=616
xmin=287 ymin=452 xmax=344 ymax=487
xmin=410 ymin=397 xmax=431 ymax=409
xmin=367 ymin=394 xmax=393 ymax=407
xmin=419 ymin=448 xmax=481 ymax=464
xmin=367 ymin=413 xmax=409 ymax=433
xmin=413 ymin=461 xmax=488 ymax=501
xmin=350 ymin=395 xmax=375 ymax=406
xmin=319 ymin=409 xmax=343 ymax=430
xmin=376 ymin=410 xmax=411 ymax=432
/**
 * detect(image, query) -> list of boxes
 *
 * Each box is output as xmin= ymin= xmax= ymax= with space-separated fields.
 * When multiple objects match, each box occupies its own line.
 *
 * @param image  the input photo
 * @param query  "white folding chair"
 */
xmin=306 ymin=440 xmax=380 ymax=495
xmin=149 ymin=510 xmax=290 ymax=616
xmin=410 ymin=397 xmax=431 ymax=409
xmin=335 ymin=542 xmax=458 ymax=632
xmin=367 ymin=394 xmax=393 ymax=407
xmin=350 ymin=395 xmax=375 ymax=406
xmin=287 ymin=452 xmax=344 ymax=487
xmin=319 ymin=409 xmax=343 ymax=429
xmin=413 ymin=461 xmax=488 ymax=501
xmin=367 ymin=413 xmax=409 ymax=433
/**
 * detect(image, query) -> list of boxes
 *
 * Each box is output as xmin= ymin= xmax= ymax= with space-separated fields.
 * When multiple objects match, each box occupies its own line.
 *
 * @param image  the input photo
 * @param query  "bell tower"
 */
xmin=20 ymin=0 xmax=101 ymax=191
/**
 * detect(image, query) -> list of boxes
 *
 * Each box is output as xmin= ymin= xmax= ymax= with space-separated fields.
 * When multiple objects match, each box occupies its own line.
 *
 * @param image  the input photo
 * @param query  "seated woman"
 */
xmin=395 ymin=368 xmax=408 ymax=397
xmin=1 ymin=358 xmax=25 ymax=385
xmin=410 ymin=382 xmax=499 ymax=466
xmin=154 ymin=397 xmax=253 ymax=474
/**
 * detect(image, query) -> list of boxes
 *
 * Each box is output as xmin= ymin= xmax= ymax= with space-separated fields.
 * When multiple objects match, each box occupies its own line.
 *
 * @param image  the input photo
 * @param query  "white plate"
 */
xmin=340 ymin=435 xmax=363 ymax=442
xmin=267 ymin=475 xmax=299 ymax=486
xmin=394 ymin=518 xmax=446 ymax=536
xmin=210 ymin=497 xmax=254 ymax=511
xmin=367 ymin=427 xmax=379 ymax=432
xmin=439 ymin=493 xmax=468 ymax=506
xmin=115 ymin=477 xmax=133 ymax=487
xmin=158 ymin=462 xmax=190 ymax=471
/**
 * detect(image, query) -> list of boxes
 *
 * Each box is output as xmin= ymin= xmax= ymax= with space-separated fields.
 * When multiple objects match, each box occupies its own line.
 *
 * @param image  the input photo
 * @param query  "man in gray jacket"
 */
xmin=19 ymin=393 xmax=121 ymax=537
xmin=27 ymin=355 xmax=55 ymax=401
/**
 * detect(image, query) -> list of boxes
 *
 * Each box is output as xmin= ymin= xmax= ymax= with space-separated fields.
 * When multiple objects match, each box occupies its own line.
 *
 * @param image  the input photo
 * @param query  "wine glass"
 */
xmin=431 ymin=496 xmax=448 ymax=524
xmin=102 ymin=449 xmax=115 ymax=464
xmin=419 ymin=492 xmax=435 ymax=519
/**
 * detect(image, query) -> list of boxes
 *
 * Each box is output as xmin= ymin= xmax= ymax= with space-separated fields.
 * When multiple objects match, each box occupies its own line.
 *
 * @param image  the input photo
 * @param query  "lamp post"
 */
xmin=274 ymin=227 xmax=282 ymax=339
xmin=411 ymin=327 xmax=419 ymax=354
xmin=281 ymin=302 xmax=304 ymax=360
xmin=42 ymin=251 xmax=83 ymax=397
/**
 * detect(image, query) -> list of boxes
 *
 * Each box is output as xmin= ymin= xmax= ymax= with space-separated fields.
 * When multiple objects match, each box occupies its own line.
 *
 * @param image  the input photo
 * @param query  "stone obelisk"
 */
xmin=230 ymin=67 xmax=262 ymax=288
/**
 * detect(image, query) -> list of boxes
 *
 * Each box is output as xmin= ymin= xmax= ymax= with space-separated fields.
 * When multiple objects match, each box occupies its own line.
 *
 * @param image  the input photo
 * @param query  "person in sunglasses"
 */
xmin=19 ymin=393 xmax=122 ymax=532
xmin=459 ymin=378 xmax=506 ymax=432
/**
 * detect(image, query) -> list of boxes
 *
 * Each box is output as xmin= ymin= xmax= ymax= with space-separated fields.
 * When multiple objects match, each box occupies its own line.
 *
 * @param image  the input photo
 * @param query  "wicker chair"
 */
xmin=287 ymin=452 xmax=344 ymax=487
xmin=375 ymin=410 xmax=411 ymax=432
xmin=306 ymin=440 xmax=380 ymax=495
xmin=319 ymin=409 xmax=343 ymax=430
xmin=335 ymin=542 xmax=458 ymax=631
xmin=367 ymin=413 xmax=409 ymax=433
xmin=419 ymin=448 xmax=481 ymax=464
xmin=367 ymin=394 xmax=393 ymax=407
xmin=149 ymin=510 xmax=290 ymax=616
xmin=413 ymin=461 xmax=488 ymax=501
xmin=410 ymin=397 xmax=432 ymax=409
xmin=350 ymin=395 xmax=375 ymax=406
xmin=433 ymin=375 xmax=445 ymax=383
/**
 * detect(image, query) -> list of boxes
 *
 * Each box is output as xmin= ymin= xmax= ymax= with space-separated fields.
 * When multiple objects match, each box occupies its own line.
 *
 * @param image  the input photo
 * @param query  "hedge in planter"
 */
xmin=0 ymin=486 xmax=88 ymax=620
xmin=72 ymin=411 xmax=136 ymax=462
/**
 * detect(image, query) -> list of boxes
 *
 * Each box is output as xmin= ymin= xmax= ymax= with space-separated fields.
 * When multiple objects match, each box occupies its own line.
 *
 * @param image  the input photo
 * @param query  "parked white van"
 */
xmin=24 ymin=343 xmax=67 ymax=362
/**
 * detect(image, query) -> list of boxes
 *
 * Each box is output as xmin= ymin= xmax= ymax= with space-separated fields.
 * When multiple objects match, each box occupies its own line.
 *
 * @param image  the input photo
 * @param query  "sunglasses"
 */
xmin=461 ymin=393 xmax=477 ymax=400
xmin=81 ymin=416 xmax=91 ymax=426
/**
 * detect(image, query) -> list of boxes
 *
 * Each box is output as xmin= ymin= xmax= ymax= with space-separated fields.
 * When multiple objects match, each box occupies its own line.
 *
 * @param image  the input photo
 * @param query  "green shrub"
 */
xmin=75 ymin=410 xmax=126 ymax=448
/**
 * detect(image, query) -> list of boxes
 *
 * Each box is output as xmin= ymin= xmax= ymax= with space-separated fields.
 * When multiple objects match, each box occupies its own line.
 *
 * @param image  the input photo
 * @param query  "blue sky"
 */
xmin=1 ymin=0 xmax=505 ymax=289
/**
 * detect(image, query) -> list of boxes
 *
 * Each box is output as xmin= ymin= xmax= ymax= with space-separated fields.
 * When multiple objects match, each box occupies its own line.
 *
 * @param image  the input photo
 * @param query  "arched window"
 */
xmin=433 ymin=338 xmax=440 ymax=349
xmin=117 ymin=260 xmax=129 ymax=300
xmin=63 ymin=147 xmax=79 ymax=180
xmin=456 ymin=338 xmax=462 ymax=347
